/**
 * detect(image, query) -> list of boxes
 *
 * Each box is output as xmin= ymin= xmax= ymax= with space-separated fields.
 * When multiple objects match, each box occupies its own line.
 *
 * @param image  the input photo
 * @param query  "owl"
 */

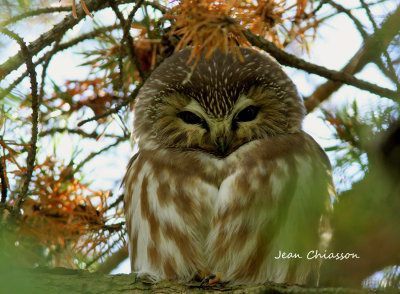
xmin=123 ymin=47 xmax=333 ymax=286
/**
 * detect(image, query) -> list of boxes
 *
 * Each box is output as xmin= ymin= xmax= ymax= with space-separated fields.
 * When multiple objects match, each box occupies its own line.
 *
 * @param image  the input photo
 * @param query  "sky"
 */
xmin=1 ymin=0 xmax=398 ymax=278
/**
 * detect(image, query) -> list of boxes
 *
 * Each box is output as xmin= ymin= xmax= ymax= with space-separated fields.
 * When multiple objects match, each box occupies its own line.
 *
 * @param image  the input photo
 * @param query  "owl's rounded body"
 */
xmin=123 ymin=48 xmax=333 ymax=285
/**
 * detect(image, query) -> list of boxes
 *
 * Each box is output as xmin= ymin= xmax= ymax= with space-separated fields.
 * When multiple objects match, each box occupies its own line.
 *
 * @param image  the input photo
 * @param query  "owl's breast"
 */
xmin=127 ymin=145 xmax=251 ymax=243
xmin=125 ymin=133 xmax=331 ymax=283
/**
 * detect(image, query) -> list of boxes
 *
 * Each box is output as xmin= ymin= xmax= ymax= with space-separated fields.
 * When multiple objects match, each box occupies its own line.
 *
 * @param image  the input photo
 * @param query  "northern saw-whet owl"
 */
xmin=123 ymin=47 xmax=333 ymax=285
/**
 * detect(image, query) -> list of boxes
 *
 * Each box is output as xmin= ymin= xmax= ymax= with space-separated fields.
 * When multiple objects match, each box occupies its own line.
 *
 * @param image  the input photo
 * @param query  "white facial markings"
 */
xmin=184 ymin=99 xmax=208 ymax=120
xmin=232 ymin=94 xmax=254 ymax=115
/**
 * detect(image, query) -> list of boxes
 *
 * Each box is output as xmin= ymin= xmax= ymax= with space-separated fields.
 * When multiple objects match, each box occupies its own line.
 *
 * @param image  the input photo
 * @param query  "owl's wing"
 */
xmin=207 ymin=132 xmax=333 ymax=285
xmin=123 ymin=150 xmax=217 ymax=281
xmin=121 ymin=152 xmax=139 ymax=188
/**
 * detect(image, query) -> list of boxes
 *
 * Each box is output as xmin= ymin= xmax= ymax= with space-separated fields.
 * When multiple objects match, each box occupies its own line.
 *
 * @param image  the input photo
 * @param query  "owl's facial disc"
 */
xmin=136 ymin=47 xmax=306 ymax=157
xmin=152 ymin=85 xmax=288 ymax=158
xmin=175 ymin=98 xmax=263 ymax=157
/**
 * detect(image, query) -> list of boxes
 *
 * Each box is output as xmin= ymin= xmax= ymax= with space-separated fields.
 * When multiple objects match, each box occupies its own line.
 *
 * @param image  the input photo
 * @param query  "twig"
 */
xmin=358 ymin=0 xmax=400 ymax=89
xmin=377 ymin=57 xmax=400 ymax=90
xmin=324 ymin=0 xmax=368 ymax=39
xmin=108 ymin=194 xmax=124 ymax=210
xmin=1 ymin=6 xmax=71 ymax=27
xmin=309 ymin=1 xmax=326 ymax=17
xmin=359 ymin=0 xmax=378 ymax=31
xmin=85 ymin=237 xmax=125 ymax=269
xmin=110 ymin=3 xmax=127 ymax=93
xmin=117 ymin=41 xmax=125 ymax=93
xmin=359 ymin=0 xmax=400 ymax=90
xmin=77 ymin=77 xmax=146 ymax=127
xmin=1 ymin=29 xmax=39 ymax=215
xmin=0 ymin=0 xmax=161 ymax=94
xmin=0 ymin=25 xmax=116 ymax=100
xmin=39 ymin=127 xmax=125 ymax=139
xmin=126 ymin=0 xmax=146 ymax=78
xmin=380 ymin=55 xmax=400 ymax=92
xmin=73 ymin=136 xmax=128 ymax=173
xmin=101 ymin=222 xmax=125 ymax=233
xmin=39 ymin=39 xmax=62 ymax=104
xmin=97 ymin=245 xmax=128 ymax=273
xmin=304 ymin=3 xmax=400 ymax=112
xmin=244 ymin=29 xmax=398 ymax=100
xmin=144 ymin=0 xmax=166 ymax=14
xmin=110 ymin=0 xmax=145 ymax=79
xmin=0 ymin=0 xmax=133 ymax=79
xmin=77 ymin=52 xmax=164 ymax=127
xmin=0 ymin=159 xmax=7 ymax=204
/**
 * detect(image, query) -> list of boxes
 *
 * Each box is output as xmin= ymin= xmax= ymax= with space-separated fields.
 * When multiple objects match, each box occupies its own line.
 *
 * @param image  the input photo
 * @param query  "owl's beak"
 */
xmin=216 ymin=136 xmax=231 ymax=157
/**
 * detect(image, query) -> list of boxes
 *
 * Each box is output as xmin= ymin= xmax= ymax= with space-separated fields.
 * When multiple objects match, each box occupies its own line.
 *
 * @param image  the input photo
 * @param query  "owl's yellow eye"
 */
xmin=177 ymin=111 xmax=203 ymax=125
xmin=235 ymin=105 xmax=260 ymax=122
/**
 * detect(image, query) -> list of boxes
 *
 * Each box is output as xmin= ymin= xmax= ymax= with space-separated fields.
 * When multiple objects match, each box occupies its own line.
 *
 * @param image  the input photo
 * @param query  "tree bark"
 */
xmin=1 ymin=267 xmax=375 ymax=294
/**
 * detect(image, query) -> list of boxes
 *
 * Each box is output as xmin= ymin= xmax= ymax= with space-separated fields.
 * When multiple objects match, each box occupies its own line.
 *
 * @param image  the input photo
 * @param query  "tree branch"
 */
xmin=144 ymin=0 xmax=166 ymax=14
xmin=110 ymin=0 xmax=145 ymax=79
xmin=108 ymin=194 xmax=124 ymax=210
xmin=323 ymin=0 xmax=368 ymax=39
xmin=97 ymin=246 xmax=128 ymax=274
xmin=304 ymin=3 xmax=400 ymax=112
xmin=4 ymin=267 xmax=373 ymax=294
xmin=85 ymin=237 xmax=125 ymax=269
xmin=38 ymin=38 xmax=62 ymax=104
xmin=77 ymin=78 xmax=146 ymax=127
xmin=39 ymin=127 xmax=123 ymax=139
xmin=73 ymin=136 xmax=128 ymax=173
xmin=0 ymin=25 xmax=116 ymax=100
xmin=1 ymin=6 xmax=71 ymax=27
xmin=77 ymin=49 xmax=164 ymax=127
xmin=0 ymin=159 xmax=7 ymax=204
xmin=0 ymin=0 xmax=140 ymax=80
xmin=354 ymin=0 xmax=399 ymax=90
xmin=1 ymin=29 xmax=39 ymax=216
xmin=243 ymin=29 xmax=398 ymax=102
xmin=0 ymin=0 xmax=165 ymax=80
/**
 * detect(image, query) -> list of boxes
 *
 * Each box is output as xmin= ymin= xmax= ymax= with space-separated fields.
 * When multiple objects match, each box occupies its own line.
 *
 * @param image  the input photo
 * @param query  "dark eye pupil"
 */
xmin=177 ymin=111 xmax=202 ymax=125
xmin=236 ymin=106 xmax=260 ymax=122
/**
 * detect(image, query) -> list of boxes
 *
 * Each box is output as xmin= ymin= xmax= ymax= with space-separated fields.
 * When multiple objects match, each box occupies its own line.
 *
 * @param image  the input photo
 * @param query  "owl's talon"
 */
xmin=200 ymin=274 xmax=215 ymax=286
xmin=192 ymin=271 xmax=209 ymax=282
xmin=200 ymin=272 xmax=221 ymax=286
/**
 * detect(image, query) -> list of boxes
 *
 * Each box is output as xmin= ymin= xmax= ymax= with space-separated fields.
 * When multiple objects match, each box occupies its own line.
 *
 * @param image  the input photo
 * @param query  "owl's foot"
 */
xmin=192 ymin=271 xmax=209 ymax=282
xmin=200 ymin=272 xmax=221 ymax=286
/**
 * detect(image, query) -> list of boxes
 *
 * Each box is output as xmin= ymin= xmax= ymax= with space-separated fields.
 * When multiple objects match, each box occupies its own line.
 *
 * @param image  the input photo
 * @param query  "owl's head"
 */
xmin=133 ymin=48 xmax=305 ymax=157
